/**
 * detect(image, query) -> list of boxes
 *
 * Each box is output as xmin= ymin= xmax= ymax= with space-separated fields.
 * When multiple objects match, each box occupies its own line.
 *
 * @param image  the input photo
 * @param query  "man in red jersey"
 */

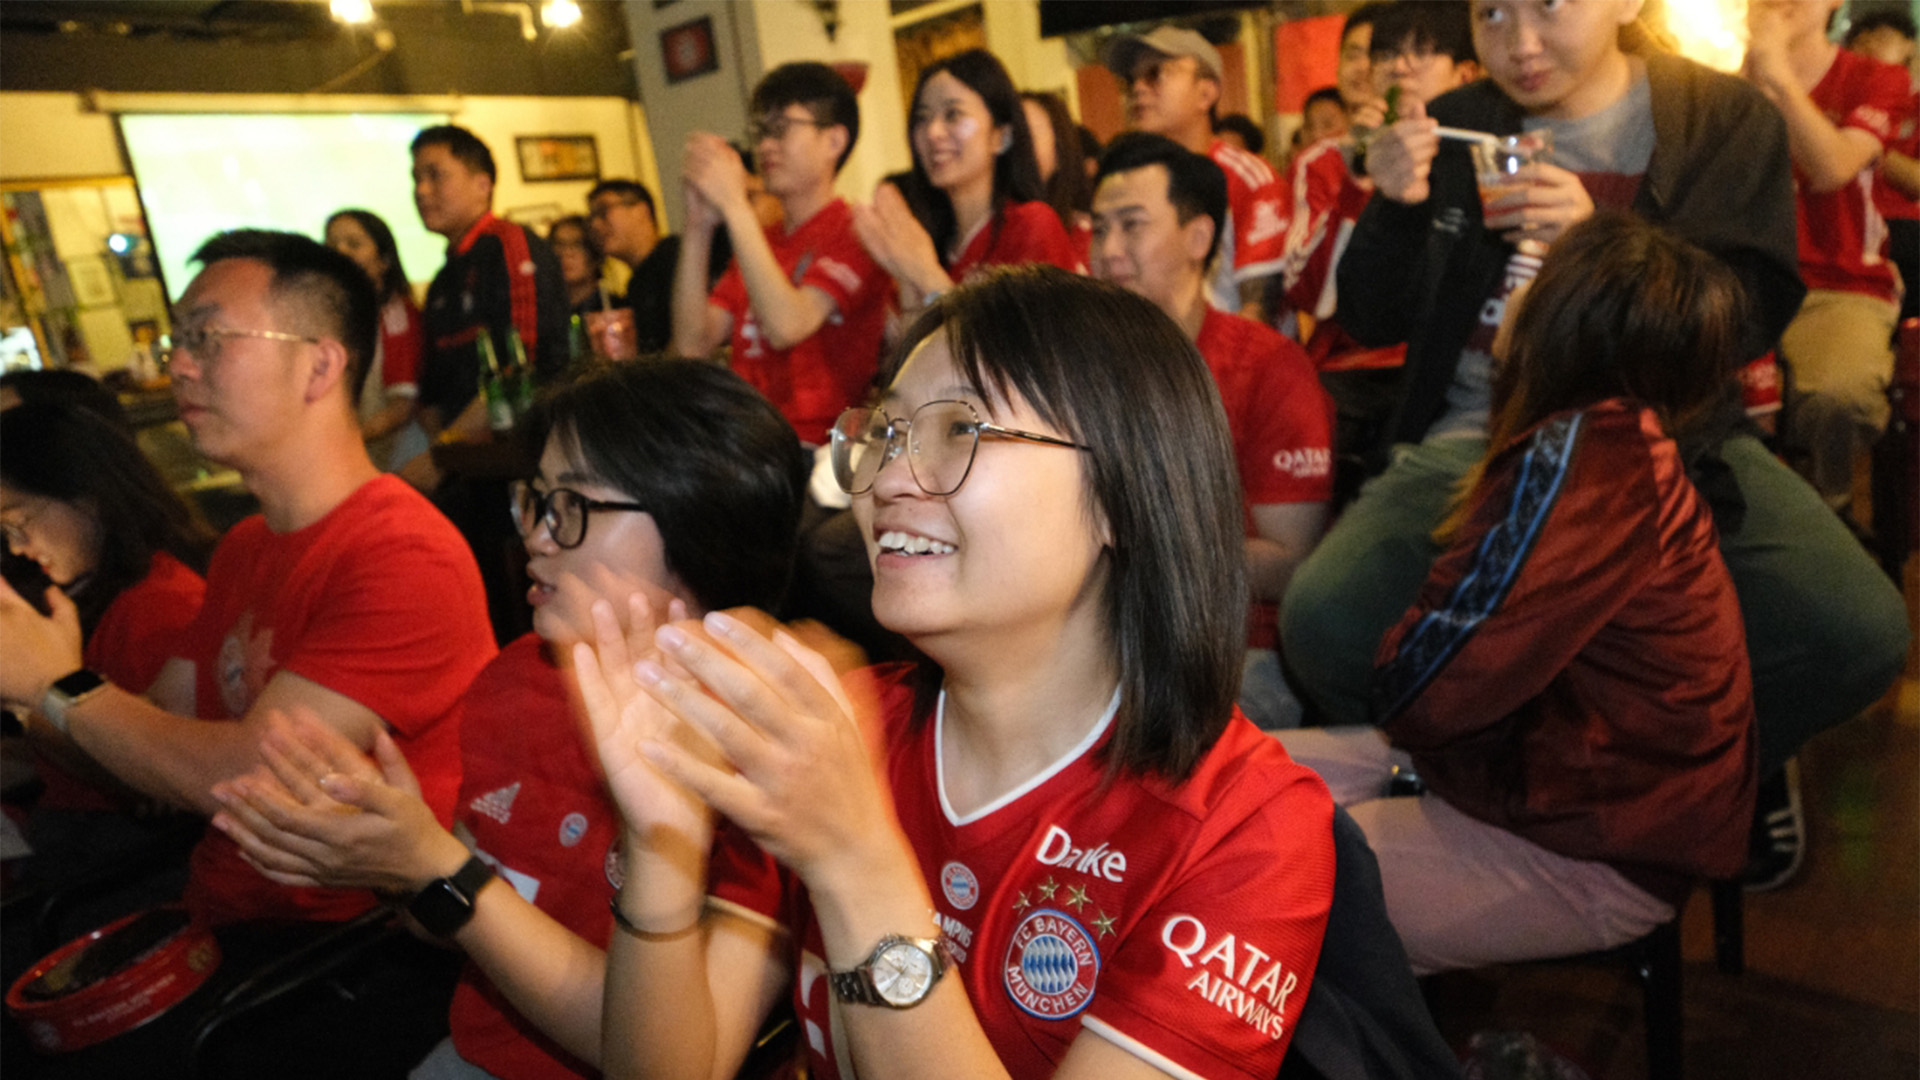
xmin=672 ymin=62 xmax=888 ymax=446
xmin=0 ymin=230 xmax=496 ymax=1075
xmin=1107 ymin=26 xmax=1289 ymax=321
xmin=1745 ymin=0 xmax=1913 ymax=511
xmin=1090 ymin=133 xmax=1333 ymax=729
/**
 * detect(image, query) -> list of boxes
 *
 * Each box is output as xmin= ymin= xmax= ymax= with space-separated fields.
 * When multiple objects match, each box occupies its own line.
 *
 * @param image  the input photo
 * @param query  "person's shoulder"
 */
xmin=1644 ymin=51 xmax=1772 ymax=116
xmin=1003 ymin=200 xmax=1066 ymax=230
xmin=1152 ymin=713 xmax=1333 ymax=830
xmin=1209 ymin=138 xmax=1279 ymax=188
xmin=1200 ymin=308 xmax=1309 ymax=366
xmin=337 ymin=475 xmax=472 ymax=552
xmin=471 ymin=631 xmax=558 ymax=690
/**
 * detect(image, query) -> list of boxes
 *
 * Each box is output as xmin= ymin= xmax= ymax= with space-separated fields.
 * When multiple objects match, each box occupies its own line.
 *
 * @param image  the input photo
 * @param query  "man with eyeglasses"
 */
xmin=589 ymin=177 xmax=738 ymax=356
xmin=1089 ymin=133 xmax=1333 ymax=729
xmin=1107 ymin=25 xmax=1288 ymax=323
xmin=670 ymin=61 xmax=887 ymax=447
xmin=0 ymin=229 xmax=496 ymax=1070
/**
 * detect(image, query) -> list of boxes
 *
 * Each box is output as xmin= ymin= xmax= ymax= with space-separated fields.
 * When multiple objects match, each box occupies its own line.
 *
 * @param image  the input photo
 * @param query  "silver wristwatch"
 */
xmin=829 ymin=934 xmax=954 ymax=1008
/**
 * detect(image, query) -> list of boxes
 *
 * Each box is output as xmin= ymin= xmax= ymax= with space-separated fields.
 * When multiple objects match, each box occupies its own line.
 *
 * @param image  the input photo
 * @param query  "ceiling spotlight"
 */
xmin=330 ymin=0 xmax=375 ymax=25
xmin=541 ymin=0 xmax=581 ymax=30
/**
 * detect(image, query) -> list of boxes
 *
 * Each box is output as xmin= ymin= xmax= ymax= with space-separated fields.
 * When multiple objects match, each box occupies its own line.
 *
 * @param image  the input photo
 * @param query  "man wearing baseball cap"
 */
xmin=1108 ymin=25 xmax=1288 ymax=321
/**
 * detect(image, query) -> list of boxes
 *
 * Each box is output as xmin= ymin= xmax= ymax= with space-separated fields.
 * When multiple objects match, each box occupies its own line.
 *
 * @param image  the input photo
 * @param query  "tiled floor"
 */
xmin=1424 ymin=557 xmax=1920 ymax=1079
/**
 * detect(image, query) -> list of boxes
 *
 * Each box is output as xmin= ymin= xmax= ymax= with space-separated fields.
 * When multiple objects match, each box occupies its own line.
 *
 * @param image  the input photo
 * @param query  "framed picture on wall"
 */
xmin=516 ymin=135 xmax=601 ymax=182
xmin=661 ymin=16 xmax=719 ymax=83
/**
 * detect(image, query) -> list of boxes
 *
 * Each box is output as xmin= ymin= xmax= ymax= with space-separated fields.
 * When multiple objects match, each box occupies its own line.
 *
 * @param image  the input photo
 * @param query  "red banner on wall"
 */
xmin=1273 ymin=14 xmax=1345 ymax=114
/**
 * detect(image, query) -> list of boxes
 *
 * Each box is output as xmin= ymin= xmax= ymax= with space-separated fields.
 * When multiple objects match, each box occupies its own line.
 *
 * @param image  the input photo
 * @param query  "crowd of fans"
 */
xmin=0 ymin=1 xmax=1913 ymax=1078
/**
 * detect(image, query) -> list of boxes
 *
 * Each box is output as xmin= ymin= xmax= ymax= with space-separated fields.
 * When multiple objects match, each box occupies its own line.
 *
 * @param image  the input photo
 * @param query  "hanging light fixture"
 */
xmin=330 ymin=0 xmax=375 ymax=25
xmin=542 ymin=0 xmax=582 ymax=31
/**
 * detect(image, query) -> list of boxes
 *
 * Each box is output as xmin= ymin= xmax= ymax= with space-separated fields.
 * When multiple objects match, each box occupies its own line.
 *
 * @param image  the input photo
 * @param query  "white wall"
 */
xmin=748 ymin=0 xmax=912 ymax=206
xmin=982 ymin=0 xmax=1081 ymax=113
xmin=621 ymin=0 xmax=764 ymax=234
xmin=0 ymin=92 xmax=126 ymax=181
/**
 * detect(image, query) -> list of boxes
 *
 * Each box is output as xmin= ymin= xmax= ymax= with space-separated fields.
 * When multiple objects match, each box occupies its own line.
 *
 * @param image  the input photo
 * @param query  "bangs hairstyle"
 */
xmin=525 ymin=360 xmax=809 ymax=614
xmin=1 ymin=402 xmax=212 ymax=633
xmin=899 ymin=49 xmax=1046 ymax=262
xmin=889 ymin=265 xmax=1246 ymax=782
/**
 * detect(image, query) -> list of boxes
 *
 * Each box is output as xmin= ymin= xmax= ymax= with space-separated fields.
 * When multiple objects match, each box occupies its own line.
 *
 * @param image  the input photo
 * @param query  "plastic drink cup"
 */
xmin=1471 ymin=130 xmax=1553 ymax=211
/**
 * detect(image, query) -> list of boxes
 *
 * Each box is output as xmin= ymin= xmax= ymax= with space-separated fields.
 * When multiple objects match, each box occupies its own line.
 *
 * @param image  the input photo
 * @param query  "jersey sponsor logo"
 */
xmin=1003 ymin=908 xmax=1099 ymax=1019
xmin=470 ymin=781 xmax=521 ymax=824
xmin=559 ymin=811 xmax=589 ymax=847
xmin=940 ymin=861 xmax=980 ymax=909
xmin=1272 ymin=447 xmax=1331 ymax=479
xmin=1035 ymin=824 xmax=1128 ymax=882
xmin=1160 ymin=914 xmax=1301 ymax=1042
xmin=216 ymin=611 xmax=274 ymax=717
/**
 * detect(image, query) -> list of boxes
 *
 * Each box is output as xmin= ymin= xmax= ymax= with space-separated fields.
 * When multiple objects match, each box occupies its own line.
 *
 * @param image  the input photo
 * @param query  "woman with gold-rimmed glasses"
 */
xmin=579 ymin=265 xmax=1335 ymax=1080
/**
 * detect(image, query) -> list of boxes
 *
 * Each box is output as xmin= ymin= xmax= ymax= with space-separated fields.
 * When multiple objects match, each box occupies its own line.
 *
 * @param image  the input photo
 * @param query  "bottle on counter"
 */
xmin=477 ymin=326 xmax=514 ymax=433
xmin=504 ymin=326 xmax=535 ymax=418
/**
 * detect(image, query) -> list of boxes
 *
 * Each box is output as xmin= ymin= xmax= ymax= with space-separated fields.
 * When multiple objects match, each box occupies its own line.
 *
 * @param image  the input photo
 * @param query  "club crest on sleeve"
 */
xmin=940 ymin=861 xmax=980 ymax=910
xmin=559 ymin=812 xmax=589 ymax=847
xmin=1003 ymin=908 xmax=1099 ymax=1020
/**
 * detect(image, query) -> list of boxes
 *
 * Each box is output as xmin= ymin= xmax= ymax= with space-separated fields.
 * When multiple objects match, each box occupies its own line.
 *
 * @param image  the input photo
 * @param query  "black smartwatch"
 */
xmin=407 ymin=855 xmax=496 ymax=938
xmin=40 ymin=669 xmax=109 ymax=734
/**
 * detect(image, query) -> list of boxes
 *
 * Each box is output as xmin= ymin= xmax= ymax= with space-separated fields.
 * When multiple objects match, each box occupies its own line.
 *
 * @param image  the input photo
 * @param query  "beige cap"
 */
xmin=1104 ymin=26 xmax=1224 ymax=82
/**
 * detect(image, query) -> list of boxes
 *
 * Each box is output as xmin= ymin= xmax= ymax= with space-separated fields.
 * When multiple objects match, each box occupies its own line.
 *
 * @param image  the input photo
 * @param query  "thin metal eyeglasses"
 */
xmin=829 ymin=400 xmax=1088 ymax=497
xmin=747 ymin=114 xmax=828 ymax=143
xmin=509 ymin=482 xmax=648 ymax=550
xmin=159 ymin=325 xmax=322 ymax=371
xmin=0 ymin=503 xmax=48 ymax=549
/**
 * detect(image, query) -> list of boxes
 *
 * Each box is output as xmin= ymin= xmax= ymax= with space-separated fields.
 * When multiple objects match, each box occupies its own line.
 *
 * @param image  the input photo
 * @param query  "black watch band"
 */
xmin=407 ymin=855 xmax=495 ymax=938
xmin=40 ymin=669 xmax=109 ymax=735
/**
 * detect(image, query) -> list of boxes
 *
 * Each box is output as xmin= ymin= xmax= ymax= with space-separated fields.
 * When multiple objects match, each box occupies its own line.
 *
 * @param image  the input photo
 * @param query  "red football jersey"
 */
xmin=181 ymin=475 xmax=495 ymax=924
xmin=710 ymin=665 xmax=1335 ymax=1080
xmin=709 ymin=198 xmax=889 ymax=444
xmin=1797 ymin=47 xmax=1911 ymax=302
xmin=1208 ymin=139 xmax=1289 ymax=311
xmin=946 ymin=200 xmax=1079 ymax=282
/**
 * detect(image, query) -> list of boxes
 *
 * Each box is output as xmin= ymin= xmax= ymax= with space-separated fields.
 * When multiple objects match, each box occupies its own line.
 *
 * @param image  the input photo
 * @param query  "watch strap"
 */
xmin=407 ymin=855 xmax=495 ymax=938
xmin=40 ymin=669 xmax=109 ymax=735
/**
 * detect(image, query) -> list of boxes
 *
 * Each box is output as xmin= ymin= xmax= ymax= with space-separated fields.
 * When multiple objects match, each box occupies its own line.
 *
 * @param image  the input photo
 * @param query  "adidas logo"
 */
xmin=470 ymin=782 xmax=521 ymax=823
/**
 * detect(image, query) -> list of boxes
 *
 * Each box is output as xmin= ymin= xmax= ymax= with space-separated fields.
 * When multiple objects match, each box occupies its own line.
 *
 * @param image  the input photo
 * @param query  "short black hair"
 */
xmin=1094 ymin=132 xmax=1228 ymax=265
xmin=1305 ymin=85 xmax=1345 ymax=114
xmin=0 ymin=368 xmax=130 ymax=431
xmin=411 ymin=124 xmax=497 ymax=183
xmin=1846 ymin=9 xmax=1917 ymax=45
xmin=1371 ymin=0 xmax=1476 ymax=64
xmin=1211 ymin=112 xmax=1265 ymax=155
xmin=530 ymin=360 xmax=808 ymax=613
xmin=889 ymin=266 xmax=1247 ymax=782
xmin=1343 ymin=0 xmax=1391 ymax=42
xmin=191 ymin=229 xmax=380 ymax=403
xmin=587 ymin=179 xmax=658 ymax=224
xmin=750 ymin=62 xmax=860 ymax=173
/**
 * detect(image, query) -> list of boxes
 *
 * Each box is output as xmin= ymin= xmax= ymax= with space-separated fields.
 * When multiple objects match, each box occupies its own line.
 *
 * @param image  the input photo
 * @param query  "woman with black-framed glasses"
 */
xmin=578 ymin=265 xmax=1335 ymax=1080
xmin=208 ymin=360 xmax=808 ymax=1078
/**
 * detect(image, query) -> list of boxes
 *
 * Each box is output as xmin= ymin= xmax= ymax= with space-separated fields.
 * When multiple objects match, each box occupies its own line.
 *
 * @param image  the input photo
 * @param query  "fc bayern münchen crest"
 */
xmin=941 ymin=861 xmax=980 ymax=910
xmin=1003 ymin=908 xmax=1099 ymax=1019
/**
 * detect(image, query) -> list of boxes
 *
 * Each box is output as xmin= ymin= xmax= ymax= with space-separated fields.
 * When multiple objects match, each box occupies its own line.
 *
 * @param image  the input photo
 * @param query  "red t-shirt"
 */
xmin=1207 ymin=139 xmax=1289 ymax=310
xmin=1798 ymin=47 xmax=1911 ymax=302
xmin=1195 ymin=309 xmax=1334 ymax=649
xmin=36 ymin=553 xmax=206 ymax=813
xmin=379 ymin=293 xmax=424 ymax=395
xmin=180 ymin=474 xmax=495 ymax=925
xmin=448 ymin=634 xmax=618 ymax=1080
xmin=946 ymin=200 xmax=1080 ymax=282
xmin=1872 ymin=68 xmax=1919 ymax=222
xmin=709 ymin=665 xmax=1335 ymax=1080
xmin=709 ymin=198 xmax=889 ymax=444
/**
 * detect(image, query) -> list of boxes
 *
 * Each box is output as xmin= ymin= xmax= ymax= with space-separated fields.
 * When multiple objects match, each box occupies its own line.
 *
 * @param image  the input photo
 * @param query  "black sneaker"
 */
xmin=1744 ymin=759 xmax=1804 ymax=892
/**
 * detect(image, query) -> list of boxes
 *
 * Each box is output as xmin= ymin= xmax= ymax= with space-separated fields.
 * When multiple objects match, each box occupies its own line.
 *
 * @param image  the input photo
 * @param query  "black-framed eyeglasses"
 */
xmin=747 ymin=113 xmax=828 ymax=144
xmin=509 ymin=481 xmax=648 ymax=550
xmin=159 ymin=324 xmax=321 ymax=372
xmin=829 ymin=400 xmax=1087 ymax=497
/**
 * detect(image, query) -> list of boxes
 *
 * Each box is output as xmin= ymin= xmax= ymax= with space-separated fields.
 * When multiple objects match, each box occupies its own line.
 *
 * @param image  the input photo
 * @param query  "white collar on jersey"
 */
xmin=934 ymin=683 xmax=1122 ymax=827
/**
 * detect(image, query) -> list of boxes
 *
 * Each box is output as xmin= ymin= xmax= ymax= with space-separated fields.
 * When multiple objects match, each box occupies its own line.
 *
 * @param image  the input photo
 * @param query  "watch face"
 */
xmin=871 ymin=941 xmax=936 ymax=1006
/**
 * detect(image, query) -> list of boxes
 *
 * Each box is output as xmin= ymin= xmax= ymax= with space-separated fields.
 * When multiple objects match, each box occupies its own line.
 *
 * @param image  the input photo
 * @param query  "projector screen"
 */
xmin=119 ymin=111 xmax=450 ymax=303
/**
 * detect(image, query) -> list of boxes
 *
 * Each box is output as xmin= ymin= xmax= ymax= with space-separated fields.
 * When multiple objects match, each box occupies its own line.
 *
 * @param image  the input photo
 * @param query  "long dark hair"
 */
xmin=1022 ymin=90 xmax=1092 ymax=226
xmin=325 ymin=208 xmax=410 ymax=305
xmin=890 ymin=265 xmax=1246 ymax=782
xmin=898 ymin=49 xmax=1046 ymax=264
xmin=1443 ymin=213 xmax=1746 ymax=537
xmin=1 ymin=402 xmax=213 ymax=633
